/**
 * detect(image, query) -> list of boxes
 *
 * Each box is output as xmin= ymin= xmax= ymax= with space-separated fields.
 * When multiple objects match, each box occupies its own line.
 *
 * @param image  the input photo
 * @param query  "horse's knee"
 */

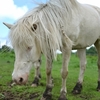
xmin=46 ymin=67 xmax=52 ymax=76
xmin=80 ymin=60 xmax=86 ymax=67
xmin=61 ymin=69 xmax=68 ymax=79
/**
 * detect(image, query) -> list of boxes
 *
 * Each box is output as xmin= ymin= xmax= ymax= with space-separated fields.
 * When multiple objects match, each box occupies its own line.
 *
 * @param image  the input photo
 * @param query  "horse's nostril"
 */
xmin=19 ymin=77 xmax=23 ymax=83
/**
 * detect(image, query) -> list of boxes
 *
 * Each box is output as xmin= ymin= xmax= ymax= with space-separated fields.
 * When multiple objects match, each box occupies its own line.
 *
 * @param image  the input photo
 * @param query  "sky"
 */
xmin=0 ymin=0 xmax=100 ymax=47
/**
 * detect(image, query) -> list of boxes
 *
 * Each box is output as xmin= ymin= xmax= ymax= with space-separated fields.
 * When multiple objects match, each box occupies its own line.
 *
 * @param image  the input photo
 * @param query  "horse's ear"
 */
xmin=31 ymin=24 xmax=37 ymax=31
xmin=3 ymin=22 xmax=13 ymax=29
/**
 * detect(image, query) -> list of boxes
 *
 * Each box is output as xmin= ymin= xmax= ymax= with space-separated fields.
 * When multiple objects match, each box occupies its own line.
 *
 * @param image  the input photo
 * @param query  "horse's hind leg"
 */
xmin=94 ymin=40 xmax=100 ymax=91
xmin=31 ymin=59 xmax=42 ymax=87
xmin=72 ymin=48 xmax=87 ymax=94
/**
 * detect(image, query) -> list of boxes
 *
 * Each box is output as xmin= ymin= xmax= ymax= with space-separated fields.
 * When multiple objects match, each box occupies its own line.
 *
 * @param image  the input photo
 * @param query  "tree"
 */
xmin=86 ymin=46 xmax=97 ymax=55
xmin=1 ymin=45 xmax=11 ymax=52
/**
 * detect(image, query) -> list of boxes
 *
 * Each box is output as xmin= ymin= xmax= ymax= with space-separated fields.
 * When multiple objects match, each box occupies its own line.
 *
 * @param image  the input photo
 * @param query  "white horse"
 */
xmin=32 ymin=59 xmax=42 ymax=87
xmin=3 ymin=0 xmax=100 ymax=99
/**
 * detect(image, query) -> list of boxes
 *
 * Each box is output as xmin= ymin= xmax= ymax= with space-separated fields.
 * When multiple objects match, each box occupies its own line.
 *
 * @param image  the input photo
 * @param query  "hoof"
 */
xmin=97 ymin=89 xmax=100 ymax=92
xmin=41 ymin=93 xmax=52 ymax=100
xmin=39 ymin=74 xmax=42 ymax=79
xmin=58 ymin=97 xmax=67 ymax=100
xmin=40 ymin=96 xmax=52 ymax=100
xmin=11 ymin=82 xmax=16 ymax=86
xmin=42 ymin=86 xmax=52 ymax=100
xmin=32 ymin=77 xmax=39 ymax=87
xmin=97 ymin=81 xmax=100 ymax=91
xmin=31 ymin=83 xmax=38 ymax=87
xmin=72 ymin=90 xmax=80 ymax=94
xmin=72 ymin=82 xmax=82 ymax=94
xmin=58 ymin=91 xmax=67 ymax=100
xmin=40 ymin=97 xmax=46 ymax=100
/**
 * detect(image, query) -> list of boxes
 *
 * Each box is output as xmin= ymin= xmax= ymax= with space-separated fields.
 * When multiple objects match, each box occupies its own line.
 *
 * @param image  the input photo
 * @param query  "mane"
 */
xmin=9 ymin=0 xmax=78 ymax=59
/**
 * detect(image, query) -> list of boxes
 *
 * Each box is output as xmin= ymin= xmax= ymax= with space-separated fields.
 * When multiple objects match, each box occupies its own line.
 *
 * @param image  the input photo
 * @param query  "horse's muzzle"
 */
xmin=12 ymin=74 xmax=28 ymax=85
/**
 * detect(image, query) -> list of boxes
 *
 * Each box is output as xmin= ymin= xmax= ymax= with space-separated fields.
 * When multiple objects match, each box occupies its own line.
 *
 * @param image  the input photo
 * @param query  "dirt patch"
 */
xmin=0 ymin=91 xmax=40 ymax=100
xmin=0 ymin=80 xmax=44 ymax=100
xmin=29 ymin=92 xmax=40 ymax=99
xmin=0 ymin=91 xmax=14 ymax=100
xmin=80 ymin=94 xmax=93 ymax=100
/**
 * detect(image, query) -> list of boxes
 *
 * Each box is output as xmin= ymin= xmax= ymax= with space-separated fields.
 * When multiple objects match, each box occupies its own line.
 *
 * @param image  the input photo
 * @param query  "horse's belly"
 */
xmin=72 ymin=42 xmax=92 ymax=49
xmin=72 ymin=31 xmax=100 ymax=50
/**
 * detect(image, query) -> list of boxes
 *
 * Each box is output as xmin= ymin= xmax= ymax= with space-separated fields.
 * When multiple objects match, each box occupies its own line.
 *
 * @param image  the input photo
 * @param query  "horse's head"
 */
xmin=3 ymin=22 xmax=41 ymax=85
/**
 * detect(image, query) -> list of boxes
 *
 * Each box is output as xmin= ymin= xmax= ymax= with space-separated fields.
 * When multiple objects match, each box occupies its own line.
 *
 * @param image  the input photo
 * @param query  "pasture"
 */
xmin=0 ymin=52 xmax=100 ymax=100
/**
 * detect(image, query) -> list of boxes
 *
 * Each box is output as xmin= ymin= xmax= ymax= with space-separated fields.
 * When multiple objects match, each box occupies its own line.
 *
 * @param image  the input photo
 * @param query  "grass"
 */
xmin=0 ymin=52 xmax=100 ymax=100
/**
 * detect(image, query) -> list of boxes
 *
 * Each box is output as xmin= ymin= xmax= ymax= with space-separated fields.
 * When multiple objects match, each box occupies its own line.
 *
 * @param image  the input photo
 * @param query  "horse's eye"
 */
xmin=31 ymin=24 xmax=37 ymax=32
xmin=33 ymin=24 xmax=37 ymax=30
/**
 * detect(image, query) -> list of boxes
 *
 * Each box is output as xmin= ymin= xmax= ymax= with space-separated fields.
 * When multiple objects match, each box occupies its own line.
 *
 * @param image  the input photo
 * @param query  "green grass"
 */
xmin=0 ymin=52 xmax=100 ymax=100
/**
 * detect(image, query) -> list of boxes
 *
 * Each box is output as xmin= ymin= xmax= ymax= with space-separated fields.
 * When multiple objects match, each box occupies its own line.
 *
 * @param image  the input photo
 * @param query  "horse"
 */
xmin=32 ymin=59 xmax=42 ymax=87
xmin=3 ymin=0 xmax=100 ymax=99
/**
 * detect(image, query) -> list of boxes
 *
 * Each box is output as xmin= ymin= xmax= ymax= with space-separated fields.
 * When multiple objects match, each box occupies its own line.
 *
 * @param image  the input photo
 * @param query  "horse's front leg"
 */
xmin=58 ymin=46 xmax=71 ymax=100
xmin=41 ymin=58 xmax=53 ymax=100
xmin=58 ymin=32 xmax=72 ymax=100
xmin=72 ymin=48 xmax=86 ymax=94
xmin=32 ymin=59 xmax=42 ymax=87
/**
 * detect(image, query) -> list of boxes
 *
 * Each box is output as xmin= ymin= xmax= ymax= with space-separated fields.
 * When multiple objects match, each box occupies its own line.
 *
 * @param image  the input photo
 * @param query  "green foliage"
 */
xmin=0 ymin=45 xmax=14 ymax=54
xmin=86 ymin=46 xmax=97 ymax=55
xmin=0 ymin=52 xmax=99 ymax=100
xmin=0 ymin=45 xmax=11 ymax=52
